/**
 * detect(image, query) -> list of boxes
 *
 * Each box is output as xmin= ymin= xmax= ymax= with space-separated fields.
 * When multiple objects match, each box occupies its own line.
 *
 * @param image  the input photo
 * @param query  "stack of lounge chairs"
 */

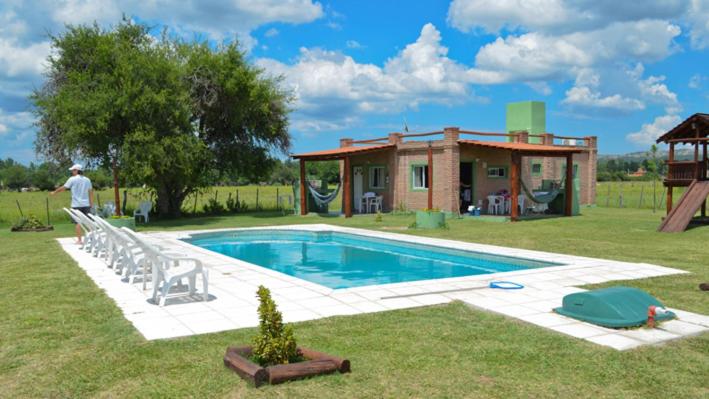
xmin=63 ymin=208 xmax=209 ymax=306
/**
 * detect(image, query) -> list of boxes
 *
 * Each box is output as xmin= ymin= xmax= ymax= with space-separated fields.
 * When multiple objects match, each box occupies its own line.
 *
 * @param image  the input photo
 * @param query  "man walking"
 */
xmin=51 ymin=164 xmax=94 ymax=244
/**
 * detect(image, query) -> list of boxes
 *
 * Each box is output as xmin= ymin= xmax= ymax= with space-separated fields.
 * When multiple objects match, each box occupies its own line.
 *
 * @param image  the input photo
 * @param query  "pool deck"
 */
xmin=58 ymin=224 xmax=709 ymax=350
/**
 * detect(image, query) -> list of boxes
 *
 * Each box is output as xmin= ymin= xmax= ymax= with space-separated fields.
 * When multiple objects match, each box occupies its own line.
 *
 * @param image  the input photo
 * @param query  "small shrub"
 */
xmin=252 ymin=285 xmax=298 ymax=366
xmin=12 ymin=214 xmax=47 ymax=230
xmin=393 ymin=201 xmax=409 ymax=214
xmin=203 ymin=198 xmax=226 ymax=215
xmin=374 ymin=211 xmax=383 ymax=222
xmin=226 ymin=195 xmax=249 ymax=213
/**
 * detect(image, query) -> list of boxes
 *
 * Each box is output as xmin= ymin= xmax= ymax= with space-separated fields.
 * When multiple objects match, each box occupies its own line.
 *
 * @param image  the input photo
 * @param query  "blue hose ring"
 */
xmin=489 ymin=281 xmax=524 ymax=290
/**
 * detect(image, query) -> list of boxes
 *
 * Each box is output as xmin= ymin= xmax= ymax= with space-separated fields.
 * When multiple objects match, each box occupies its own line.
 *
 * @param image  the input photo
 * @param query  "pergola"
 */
xmin=291 ymin=144 xmax=395 ymax=218
xmin=458 ymin=140 xmax=583 ymax=220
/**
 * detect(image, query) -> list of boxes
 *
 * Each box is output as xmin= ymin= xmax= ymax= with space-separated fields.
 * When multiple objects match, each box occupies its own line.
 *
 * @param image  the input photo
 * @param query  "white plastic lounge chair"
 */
xmin=64 ymin=208 xmax=107 ymax=256
xmin=133 ymin=201 xmax=152 ymax=223
xmin=120 ymin=228 xmax=208 ymax=306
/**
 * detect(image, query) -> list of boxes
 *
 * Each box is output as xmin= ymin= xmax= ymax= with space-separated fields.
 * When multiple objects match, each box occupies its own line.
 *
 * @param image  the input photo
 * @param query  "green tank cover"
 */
xmin=554 ymin=286 xmax=675 ymax=328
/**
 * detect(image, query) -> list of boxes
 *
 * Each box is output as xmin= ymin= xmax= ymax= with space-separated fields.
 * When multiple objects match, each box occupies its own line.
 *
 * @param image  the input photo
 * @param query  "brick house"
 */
xmin=292 ymin=103 xmax=597 ymax=220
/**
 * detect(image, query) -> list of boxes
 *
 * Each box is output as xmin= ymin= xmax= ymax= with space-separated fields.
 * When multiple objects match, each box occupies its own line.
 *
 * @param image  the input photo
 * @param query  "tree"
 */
xmin=33 ymin=19 xmax=154 ymax=215
xmin=33 ymin=19 xmax=292 ymax=217
xmin=3 ymin=164 xmax=29 ymax=191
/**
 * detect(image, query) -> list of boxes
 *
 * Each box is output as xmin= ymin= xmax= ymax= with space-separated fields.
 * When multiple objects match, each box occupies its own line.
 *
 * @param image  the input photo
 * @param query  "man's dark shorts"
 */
xmin=71 ymin=206 xmax=91 ymax=224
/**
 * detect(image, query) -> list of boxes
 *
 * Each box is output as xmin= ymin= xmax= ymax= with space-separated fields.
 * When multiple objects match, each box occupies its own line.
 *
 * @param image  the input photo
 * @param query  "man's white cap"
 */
xmin=68 ymin=163 xmax=83 ymax=171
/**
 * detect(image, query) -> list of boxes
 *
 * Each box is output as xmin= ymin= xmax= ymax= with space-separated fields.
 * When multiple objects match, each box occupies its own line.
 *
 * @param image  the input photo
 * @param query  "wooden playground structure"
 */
xmin=657 ymin=113 xmax=709 ymax=232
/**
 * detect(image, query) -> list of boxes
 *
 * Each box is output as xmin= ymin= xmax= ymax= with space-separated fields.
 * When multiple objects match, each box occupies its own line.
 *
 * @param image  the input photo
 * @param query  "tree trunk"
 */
xmin=112 ymin=156 xmax=121 ymax=216
xmin=156 ymin=185 xmax=188 ymax=218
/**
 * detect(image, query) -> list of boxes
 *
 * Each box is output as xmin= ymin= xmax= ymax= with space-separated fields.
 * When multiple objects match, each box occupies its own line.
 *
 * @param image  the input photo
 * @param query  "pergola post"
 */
xmin=427 ymin=143 xmax=433 ymax=209
xmin=343 ymin=156 xmax=352 ymax=218
xmin=299 ymin=158 xmax=307 ymax=215
xmin=510 ymin=152 xmax=520 ymax=221
xmin=667 ymin=143 xmax=674 ymax=214
xmin=565 ymin=154 xmax=573 ymax=216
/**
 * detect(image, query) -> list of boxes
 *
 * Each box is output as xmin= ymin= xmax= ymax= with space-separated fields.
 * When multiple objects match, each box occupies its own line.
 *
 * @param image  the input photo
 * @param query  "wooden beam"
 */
xmin=299 ymin=158 xmax=307 ymax=215
xmin=510 ymin=152 xmax=520 ymax=221
xmin=427 ymin=144 xmax=433 ymax=210
xmin=343 ymin=156 xmax=352 ymax=218
xmin=565 ymin=154 xmax=573 ymax=216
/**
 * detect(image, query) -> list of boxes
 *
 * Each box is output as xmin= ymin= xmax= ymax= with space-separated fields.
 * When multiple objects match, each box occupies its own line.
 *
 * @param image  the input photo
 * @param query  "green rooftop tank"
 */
xmin=506 ymin=101 xmax=545 ymax=144
xmin=554 ymin=287 xmax=675 ymax=328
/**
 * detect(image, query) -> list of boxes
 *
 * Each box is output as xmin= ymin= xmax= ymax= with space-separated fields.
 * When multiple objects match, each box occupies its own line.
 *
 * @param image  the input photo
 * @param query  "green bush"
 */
xmin=252 ymin=285 xmax=298 ymax=366
xmin=202 ymin=198 xmax=226 ymax=215
xmin=225 ymin=194 xmax=248 ymax=213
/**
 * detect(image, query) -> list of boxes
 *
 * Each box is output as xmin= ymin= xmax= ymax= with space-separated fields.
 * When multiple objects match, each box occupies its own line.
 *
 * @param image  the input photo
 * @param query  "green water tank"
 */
xmin=554 ymin=287 xmax=675 ymax=328
xmin=506 ymin=101 xmax=545 ymax=144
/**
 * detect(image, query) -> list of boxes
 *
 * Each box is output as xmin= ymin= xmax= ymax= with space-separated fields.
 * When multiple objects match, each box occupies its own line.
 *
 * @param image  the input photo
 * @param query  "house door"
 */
xmin=353 ymin=166 xmax=363 ymax=212
xmin=459 ymin=162 xmax=474 ymax=213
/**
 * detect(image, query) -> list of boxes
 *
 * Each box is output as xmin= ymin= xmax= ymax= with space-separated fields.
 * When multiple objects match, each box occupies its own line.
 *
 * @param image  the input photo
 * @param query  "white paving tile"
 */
xmin=550 ymin=323 xmax=611 ymax=339
xmin=586 ymin=334 xmax=643 ymax=351
xmin=658 ymin=320 xmax=708 ymax=336
xmin=518 ymin=312 xmax=576 ymax=328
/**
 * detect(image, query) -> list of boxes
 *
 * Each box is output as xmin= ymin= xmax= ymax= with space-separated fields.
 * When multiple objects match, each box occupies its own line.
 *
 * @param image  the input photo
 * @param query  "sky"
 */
xmin=1 ymin=0 xmax=708 ymax=164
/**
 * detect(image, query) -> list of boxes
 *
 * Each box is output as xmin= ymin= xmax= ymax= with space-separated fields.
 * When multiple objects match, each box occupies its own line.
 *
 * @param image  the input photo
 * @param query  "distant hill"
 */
xmin=599 ymin=148 xmax=695 ymax=161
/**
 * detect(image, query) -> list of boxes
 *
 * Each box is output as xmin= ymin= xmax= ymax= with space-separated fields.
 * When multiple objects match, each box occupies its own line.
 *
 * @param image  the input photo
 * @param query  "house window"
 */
xmin=369 ymin=166 xmax=385 ymax=189
xmin=412 ymin=165 xmax=428 ymax=189
xmin=531 ymin=162 xmax=542 ymax=176
xmin=487 ymin=166 xmax=507 ymax=179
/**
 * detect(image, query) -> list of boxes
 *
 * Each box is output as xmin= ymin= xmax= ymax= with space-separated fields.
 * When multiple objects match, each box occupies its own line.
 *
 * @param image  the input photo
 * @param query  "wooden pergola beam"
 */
xmin=510 ymin=152 xmax=520 ymax=221
xmin=343 ymin=156 xmax=352 ymax=218
xmin=427 ymin=144 xmax=433 ymax=210
xmin=565 ymin=154 xmax=573 ymax=216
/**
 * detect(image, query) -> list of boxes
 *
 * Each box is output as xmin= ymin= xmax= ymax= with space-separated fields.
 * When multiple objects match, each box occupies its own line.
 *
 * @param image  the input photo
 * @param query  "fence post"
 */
xmin=46 ymin=198 xmax=51 ymax=226
xmin=618 ymin=182 xmax=624 ymax=208
xmin=638 ymin=186 xmax=644 ymax=208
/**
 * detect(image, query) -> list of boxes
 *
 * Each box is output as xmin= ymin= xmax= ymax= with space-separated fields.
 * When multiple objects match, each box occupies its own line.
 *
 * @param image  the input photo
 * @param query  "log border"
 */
xmin=223 ymin=345 xmax=350 ymax=387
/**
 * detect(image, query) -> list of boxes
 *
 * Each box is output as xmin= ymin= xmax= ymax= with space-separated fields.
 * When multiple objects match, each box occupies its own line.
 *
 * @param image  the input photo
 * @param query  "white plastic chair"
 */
xmin=361 ymin=192 xmax=375 ymax=213
xmin=486 ymin=195 xmax=502 ymax=215
xmin=134 ymin=201 xmax=152 ymax=223
xmin=121 ymin=228 xmax=208 ymax=306
xmin=368 ymin=195 xmax=383 ymax=213
xmin=101 ymin=202 xmax=116 ymax=217
xmin=65 ymin=208 xmax=108 ymax=257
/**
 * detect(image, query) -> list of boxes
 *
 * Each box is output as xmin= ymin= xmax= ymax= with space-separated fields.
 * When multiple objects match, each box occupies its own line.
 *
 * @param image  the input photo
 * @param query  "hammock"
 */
xmin=307 ymin=179 xmax=341 ymax=207
xmin=521 ymin=176 xmax=566 ymax=204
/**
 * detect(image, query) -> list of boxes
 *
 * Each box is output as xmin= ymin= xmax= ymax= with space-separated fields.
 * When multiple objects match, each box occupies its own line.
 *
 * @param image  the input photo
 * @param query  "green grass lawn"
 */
xmin=0 ymin=207 xmax=707 ymax=398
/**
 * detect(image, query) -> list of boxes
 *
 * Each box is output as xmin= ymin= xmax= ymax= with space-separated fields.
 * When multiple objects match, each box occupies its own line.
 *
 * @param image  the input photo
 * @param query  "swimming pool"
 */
xmin=183 ymin=230 xmax=562 ymax=289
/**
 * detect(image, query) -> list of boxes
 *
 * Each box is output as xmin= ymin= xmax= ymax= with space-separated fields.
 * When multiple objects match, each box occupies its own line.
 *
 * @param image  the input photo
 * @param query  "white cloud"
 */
xmin=686 ymin=0 xmax=709 ymax=49
xmin=561 ymin=65 xmax=682 ymax=114
xmin=468 ymin=20 xmax=681 ymax=84
xmin=346 ymin=40 xmax=363 ymax=49
xmin=689 ymin=74 xmax=705 ymax=89
xmin=447 ymin=0 xmax=689 ymax=34
xmin=257 ymin=24 xmax=485 ymax=131
xmin=627 ymin=114 xmax=682 ymax=145
xmin=0 ymin=39 xmax=51 ymax=78
xmin=264 ymin=28 xmax=279 ymax=38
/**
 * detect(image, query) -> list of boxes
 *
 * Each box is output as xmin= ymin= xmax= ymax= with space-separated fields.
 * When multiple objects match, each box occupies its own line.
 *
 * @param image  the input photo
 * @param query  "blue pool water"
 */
xmin=183 ymin=230 xmax=561 ymax=289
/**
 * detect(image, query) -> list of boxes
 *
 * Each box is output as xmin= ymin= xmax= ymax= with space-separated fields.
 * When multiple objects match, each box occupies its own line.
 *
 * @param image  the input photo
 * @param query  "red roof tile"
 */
xmin=291 ymin=144 xmax=394 ymax=160
xmin=458 ymin=139 xmax=583 ymax=153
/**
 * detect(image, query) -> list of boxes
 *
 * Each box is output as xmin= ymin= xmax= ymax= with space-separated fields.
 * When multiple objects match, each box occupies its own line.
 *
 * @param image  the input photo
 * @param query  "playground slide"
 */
xmin=658 ymin=180 xmax=709 ymax=232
